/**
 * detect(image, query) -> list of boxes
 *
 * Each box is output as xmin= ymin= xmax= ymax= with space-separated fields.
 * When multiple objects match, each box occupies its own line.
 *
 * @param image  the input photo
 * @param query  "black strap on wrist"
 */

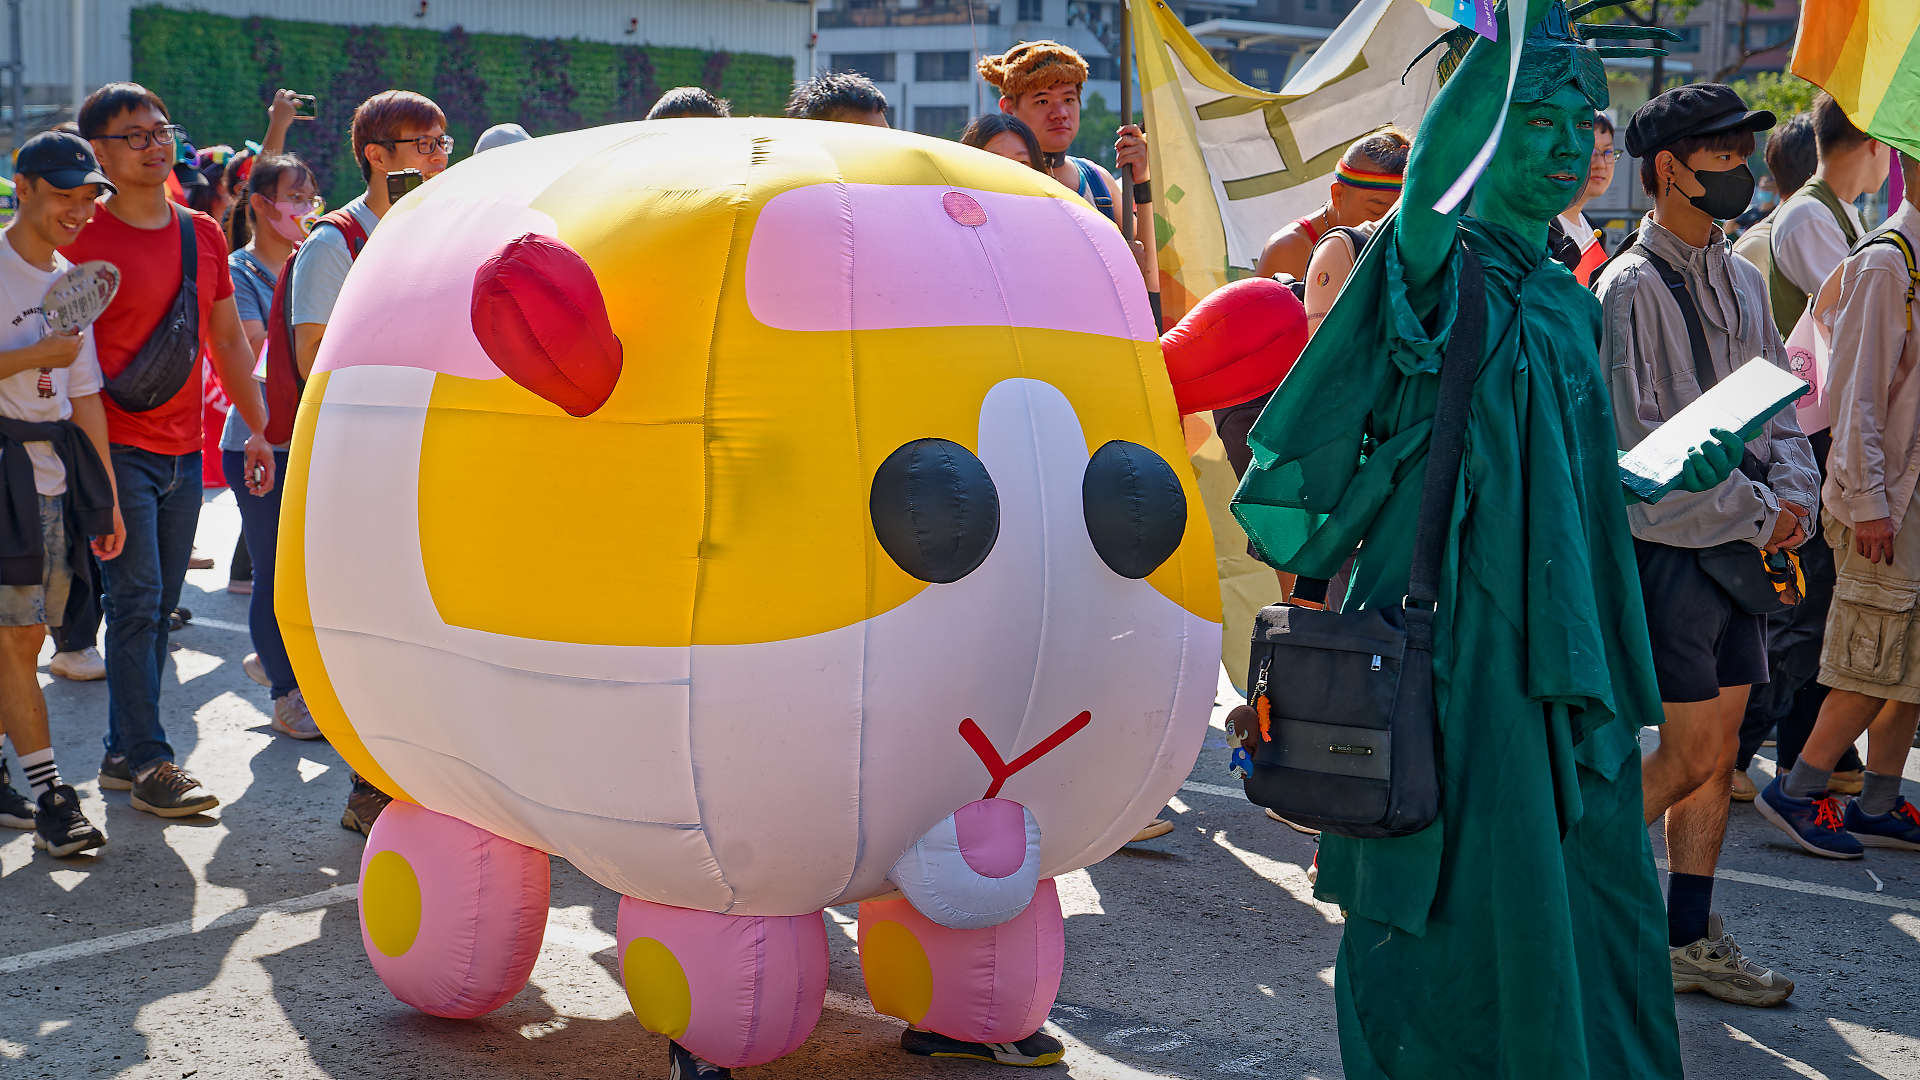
xmin=1132 ymin=179 xmax=1152 ymax=203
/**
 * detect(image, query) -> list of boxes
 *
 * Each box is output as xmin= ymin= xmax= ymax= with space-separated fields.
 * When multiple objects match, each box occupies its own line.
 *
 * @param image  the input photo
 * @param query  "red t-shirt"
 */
xmin=64 ymin=204 xmax=234 ymax=455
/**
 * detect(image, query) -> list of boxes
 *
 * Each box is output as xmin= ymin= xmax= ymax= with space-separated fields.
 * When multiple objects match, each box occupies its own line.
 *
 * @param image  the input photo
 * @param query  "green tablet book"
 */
xmin=1619 ymin=357 xmax=1811 ymax=504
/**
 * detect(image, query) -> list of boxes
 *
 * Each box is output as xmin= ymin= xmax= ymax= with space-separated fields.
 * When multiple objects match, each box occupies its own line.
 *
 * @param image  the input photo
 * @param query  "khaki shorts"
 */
xmin=1820 ymin=501 xmax=1920 ymax=703
xmin=0 ymin=494 xmax=70 ymax=629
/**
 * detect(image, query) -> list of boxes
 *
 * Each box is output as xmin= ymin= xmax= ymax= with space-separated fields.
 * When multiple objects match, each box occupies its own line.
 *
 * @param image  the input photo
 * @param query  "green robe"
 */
xmin=1232 ymin=217 xmax=1683 ymax=1078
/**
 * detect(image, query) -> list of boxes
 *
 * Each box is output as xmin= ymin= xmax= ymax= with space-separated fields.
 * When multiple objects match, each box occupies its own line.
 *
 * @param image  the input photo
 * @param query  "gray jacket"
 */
xmin=1598 ymin=215 xmax=1821 ymax=549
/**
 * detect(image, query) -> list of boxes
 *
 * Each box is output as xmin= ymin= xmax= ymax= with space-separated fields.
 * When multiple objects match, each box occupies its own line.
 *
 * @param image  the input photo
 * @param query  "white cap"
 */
xmin=474 ymin=123 xmax=532 ymax=155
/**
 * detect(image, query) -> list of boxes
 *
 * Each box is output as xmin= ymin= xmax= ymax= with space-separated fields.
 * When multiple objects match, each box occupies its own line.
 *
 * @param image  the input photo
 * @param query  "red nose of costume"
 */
xmin=1157 ymin=276 xmax=1307 ymax=415
xmin=470 ymin=233 xmax=623 ymax=417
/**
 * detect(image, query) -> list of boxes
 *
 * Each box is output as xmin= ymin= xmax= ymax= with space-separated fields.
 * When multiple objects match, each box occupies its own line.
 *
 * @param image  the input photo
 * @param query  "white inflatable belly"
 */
xmin=302 ymin=367 xmax=1211 ymax=915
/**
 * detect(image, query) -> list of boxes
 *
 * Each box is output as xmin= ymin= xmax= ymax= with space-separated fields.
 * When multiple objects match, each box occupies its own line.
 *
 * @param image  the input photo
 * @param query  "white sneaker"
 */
xmin=1671 ymin=914 xmax=1794 ymax=1007
xmin=49 ymin=647 xmax=105 ymax=681
xmin=243 ymin=653 xmax=270 ymax=687
xmin=272 ymin=690 xmax=323 ymax=740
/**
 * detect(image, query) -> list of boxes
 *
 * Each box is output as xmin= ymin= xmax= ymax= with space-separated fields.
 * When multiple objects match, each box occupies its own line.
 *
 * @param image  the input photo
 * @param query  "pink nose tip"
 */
xmin=954 ymin=798 xmax=1029 ymax=880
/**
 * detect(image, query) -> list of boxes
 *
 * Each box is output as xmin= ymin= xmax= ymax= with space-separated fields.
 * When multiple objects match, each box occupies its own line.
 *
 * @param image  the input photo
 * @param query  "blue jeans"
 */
xmin=223 ymin=449 xmax=295 ymax=699
xmin=100 ymin=446 xmax=201 ymax=773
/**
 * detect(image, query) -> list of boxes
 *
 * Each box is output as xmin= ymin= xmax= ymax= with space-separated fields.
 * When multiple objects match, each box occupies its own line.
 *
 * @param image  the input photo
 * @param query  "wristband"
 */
xmin=1132 ymin=179 xmax=1152 ymax=203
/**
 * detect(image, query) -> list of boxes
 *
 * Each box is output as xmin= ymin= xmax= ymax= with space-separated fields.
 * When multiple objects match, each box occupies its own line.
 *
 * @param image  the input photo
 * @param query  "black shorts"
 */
xmin=1211 ymin=390 xmax=1273 ymax=481
xmin=1634 ymin=539 xmax=1769 ymax=703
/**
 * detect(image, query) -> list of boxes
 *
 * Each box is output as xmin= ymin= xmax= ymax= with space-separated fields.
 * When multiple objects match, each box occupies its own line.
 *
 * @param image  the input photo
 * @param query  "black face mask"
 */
xmin=1676 ymin=161 xmax=1756 ymax=221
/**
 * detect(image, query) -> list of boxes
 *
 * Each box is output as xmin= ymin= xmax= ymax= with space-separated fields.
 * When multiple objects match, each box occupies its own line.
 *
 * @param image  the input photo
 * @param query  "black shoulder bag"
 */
xmin=103 ymin=209 xmax=200 ymax=413
xmin=1632 ymin=243 xmax=1793 ymax=615
xmin=1236 ymin=242 xmax=1485 ymax=839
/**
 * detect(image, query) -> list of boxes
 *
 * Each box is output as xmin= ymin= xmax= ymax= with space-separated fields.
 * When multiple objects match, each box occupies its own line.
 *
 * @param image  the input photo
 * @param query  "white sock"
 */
xmin=18 ymin=747 xmax=59 ymax=799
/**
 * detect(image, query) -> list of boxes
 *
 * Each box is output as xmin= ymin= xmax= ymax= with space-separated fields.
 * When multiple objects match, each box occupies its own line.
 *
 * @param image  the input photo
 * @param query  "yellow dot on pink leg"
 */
xmin=622 ymin=937 xmax=692 ymax=1039
xmin=861 ymin=920 xmax=933 ymax=1026
xmin=362 ymin=850 xmax=422 ymax=957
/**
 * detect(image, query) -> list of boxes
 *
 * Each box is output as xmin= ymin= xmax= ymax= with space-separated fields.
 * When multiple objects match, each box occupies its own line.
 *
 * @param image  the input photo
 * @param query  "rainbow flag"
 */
xmin=1792 ymin=0 xmax=1920 ymax=159
xmin=1427 ymin=0 xmax=1500 ymax=41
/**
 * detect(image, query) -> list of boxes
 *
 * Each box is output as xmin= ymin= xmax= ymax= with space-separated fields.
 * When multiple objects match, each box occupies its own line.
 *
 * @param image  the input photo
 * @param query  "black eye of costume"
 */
xmin=1082 ymin=441 xmax=1186 ymax=579
xmin=870 ymin=439 xmax=1001 ymax=584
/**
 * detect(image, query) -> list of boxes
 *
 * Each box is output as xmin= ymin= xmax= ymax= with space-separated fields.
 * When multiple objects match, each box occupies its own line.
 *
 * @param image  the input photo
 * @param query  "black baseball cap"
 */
xmin=14 ymin=130 xmax=115 ymax=192
xmin=1625 ymin=83 xmax=1775 ymax=159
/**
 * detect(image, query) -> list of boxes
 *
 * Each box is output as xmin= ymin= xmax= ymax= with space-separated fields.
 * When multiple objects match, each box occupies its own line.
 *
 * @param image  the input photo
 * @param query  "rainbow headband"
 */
xmin=1334 ymin=162 xmax=1404 ymax=192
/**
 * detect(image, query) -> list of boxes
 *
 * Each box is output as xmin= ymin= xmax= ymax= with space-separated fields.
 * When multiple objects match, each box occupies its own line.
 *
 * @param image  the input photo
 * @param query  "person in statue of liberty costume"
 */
xmin=1232 ymin=1 xmax=1740 ymax=1075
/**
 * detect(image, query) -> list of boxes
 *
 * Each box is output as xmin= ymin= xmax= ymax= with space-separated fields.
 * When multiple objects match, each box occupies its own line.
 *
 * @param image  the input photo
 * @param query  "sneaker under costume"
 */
xmin=1230 ymin=5 xmax=1683 ymax=1076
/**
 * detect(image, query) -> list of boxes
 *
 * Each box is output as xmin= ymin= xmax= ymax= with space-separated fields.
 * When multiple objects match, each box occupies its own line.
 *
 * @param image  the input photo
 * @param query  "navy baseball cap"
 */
xmin=15 ymin=130 xmax=115 ymax=192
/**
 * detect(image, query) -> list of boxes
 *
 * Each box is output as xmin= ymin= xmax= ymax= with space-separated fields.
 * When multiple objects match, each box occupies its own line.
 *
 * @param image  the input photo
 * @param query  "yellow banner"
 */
xmin=1131 ymin=0 xmax=1450 ymax=318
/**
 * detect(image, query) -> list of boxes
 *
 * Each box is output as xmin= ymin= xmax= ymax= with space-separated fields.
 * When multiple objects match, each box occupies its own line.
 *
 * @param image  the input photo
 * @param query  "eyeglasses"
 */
xmin=376 ymin=135 xmax=454 ymax=156
xmin=1591 ymin=148 xmax=1621 ymax=162
xmin=271 ymin=195 xmax=324 ymax=213
xmin=96 ymin=124 xmax=183 ymax=152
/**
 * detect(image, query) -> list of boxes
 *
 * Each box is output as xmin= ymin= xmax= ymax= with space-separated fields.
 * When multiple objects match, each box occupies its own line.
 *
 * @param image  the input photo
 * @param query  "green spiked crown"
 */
xmin=1428 ymin=0 xmax=1678 ymax=111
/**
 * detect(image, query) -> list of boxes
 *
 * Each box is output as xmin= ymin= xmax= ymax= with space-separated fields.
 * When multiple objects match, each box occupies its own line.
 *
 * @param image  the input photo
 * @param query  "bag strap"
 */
xmin=1314 ymin=225 xmax=1367 ymax=261
xmin=1630 ymin=242 xmax=1718 ymax=392
xmin=177 ymin=207 xmax=196 ymax=288
xmin=1405 ymin=240 xmax=1487 ymax=611
xmin=1861 ymin=230 xmax=1918 ymax=332
xmin=1804 ymin=178 xmax=1861 ymax=248
xmin=1071 ymin=157 xmax=1116 ymax=221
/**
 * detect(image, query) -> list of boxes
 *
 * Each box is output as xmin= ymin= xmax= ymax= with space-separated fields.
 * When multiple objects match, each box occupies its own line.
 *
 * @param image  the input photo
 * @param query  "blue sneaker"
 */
xmin=1844 ymin=796 xmax=1920 ymax=851
xmin=1755 ymin=777 xmax=1863 ymax=859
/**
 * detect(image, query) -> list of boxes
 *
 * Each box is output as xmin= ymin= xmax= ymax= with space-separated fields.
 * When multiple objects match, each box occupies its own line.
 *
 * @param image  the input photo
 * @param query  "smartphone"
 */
xmin=292 ymin=93 xmax=318 ymax=120
xmin=386 ymin=168 xmax=424 ymax=204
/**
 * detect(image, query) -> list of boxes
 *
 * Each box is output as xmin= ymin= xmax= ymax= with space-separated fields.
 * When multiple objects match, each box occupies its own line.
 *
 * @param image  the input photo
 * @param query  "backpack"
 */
xmin=1768 ymin=178 xmax=1861 ymax=336
xmin=263 ymin=208 xmax=370 ymax=446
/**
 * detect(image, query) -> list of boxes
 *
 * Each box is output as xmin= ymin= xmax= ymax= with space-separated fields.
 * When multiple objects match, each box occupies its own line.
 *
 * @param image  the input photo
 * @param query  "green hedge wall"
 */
xmin=129 ymin=6 xmax=794 ymax=208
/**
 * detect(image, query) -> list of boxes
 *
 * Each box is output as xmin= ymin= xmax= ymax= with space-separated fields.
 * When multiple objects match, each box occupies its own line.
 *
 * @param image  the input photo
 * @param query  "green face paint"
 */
xmin=1471 ymin=82 xmax=1596 ymax=231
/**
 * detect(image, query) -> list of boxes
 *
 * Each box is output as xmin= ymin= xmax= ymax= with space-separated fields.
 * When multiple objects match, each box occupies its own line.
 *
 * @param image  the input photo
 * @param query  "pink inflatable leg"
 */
xmin=857 ymin=876 xmax=1064 ymax=1043
xmin=615 ymin=897 xmax=828 ymax=1070
xmin=358 ymin=800 xmax=551 ymax=1018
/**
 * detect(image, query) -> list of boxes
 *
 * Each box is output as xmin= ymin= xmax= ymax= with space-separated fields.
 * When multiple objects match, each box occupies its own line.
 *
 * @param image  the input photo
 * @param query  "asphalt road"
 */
xmin=3 ymin=492 xmax=1918 ymax=1079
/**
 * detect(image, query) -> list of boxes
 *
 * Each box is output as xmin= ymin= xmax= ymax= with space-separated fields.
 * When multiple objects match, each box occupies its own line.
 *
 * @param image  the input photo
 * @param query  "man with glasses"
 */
xmin=67 ymin=82 xmax=276 ymax=817
xmin=287 ymin=89 xmax=450 ymax=837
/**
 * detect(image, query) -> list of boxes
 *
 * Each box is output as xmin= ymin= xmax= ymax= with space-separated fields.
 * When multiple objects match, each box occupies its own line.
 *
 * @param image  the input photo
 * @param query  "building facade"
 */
xmin=8 ymin=0 xmax=813 ymax=125
xmin=811 ymin=0 xmax=1356 ymax=137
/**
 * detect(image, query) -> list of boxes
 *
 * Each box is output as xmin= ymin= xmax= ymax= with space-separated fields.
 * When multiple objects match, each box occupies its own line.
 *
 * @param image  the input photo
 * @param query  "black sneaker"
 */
xmin=341 ymin=774 xmax=393 ymax=836
xmin=98 ymin=752 xmax=133 ymax=791
xmin=169 ymin=606 xmax=192 ymax=631
xmin=34 ymin=784 xmax=106 ymax=856
xmin=667 ymin=1041 xmax=731 ymax=1078
xmin=901 ymin=1027 xmax=1066 ymax=1067
xmin=0 ymin=760 xmax=34 ymax=829
xmin=129 ymin=761 xmax=220 ymax=817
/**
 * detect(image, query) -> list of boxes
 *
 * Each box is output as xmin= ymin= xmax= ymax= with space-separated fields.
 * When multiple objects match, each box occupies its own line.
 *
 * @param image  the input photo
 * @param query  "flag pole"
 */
xmin=1118 ymin=0 xmax=1136 ymax=242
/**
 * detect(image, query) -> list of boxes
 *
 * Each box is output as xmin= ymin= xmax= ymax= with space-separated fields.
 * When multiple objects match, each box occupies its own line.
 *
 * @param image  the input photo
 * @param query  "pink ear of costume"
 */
xmin=1157 ymin=276 xmax=1308 ymax=414
xmin=470 ymin=233 xmax=623 ymax=416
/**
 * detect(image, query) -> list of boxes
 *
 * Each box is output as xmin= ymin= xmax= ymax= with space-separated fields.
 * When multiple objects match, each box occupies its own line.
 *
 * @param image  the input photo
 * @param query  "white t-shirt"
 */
xmin=1773 ymin=193 xmax=1865 ymax=296
xmin=0 ymin=235 xmax=103 ymax=496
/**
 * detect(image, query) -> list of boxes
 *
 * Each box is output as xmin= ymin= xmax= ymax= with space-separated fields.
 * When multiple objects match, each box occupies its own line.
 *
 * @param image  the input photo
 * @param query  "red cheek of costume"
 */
xmin=1157 ymin=276 xmax=1308 ymax=415
xmin=470 ymin=233 xmax=623 ymax=417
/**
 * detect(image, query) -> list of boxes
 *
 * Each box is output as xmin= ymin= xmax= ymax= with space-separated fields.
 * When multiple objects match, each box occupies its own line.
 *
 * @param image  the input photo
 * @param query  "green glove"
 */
xmin=1676 ymin=428 xmax=1745 ymax=493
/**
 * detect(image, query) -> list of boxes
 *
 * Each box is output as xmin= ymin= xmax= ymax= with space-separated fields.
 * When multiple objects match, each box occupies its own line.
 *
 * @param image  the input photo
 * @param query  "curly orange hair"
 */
xmin=977 ymin=40 xmax=1090 ymax=100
